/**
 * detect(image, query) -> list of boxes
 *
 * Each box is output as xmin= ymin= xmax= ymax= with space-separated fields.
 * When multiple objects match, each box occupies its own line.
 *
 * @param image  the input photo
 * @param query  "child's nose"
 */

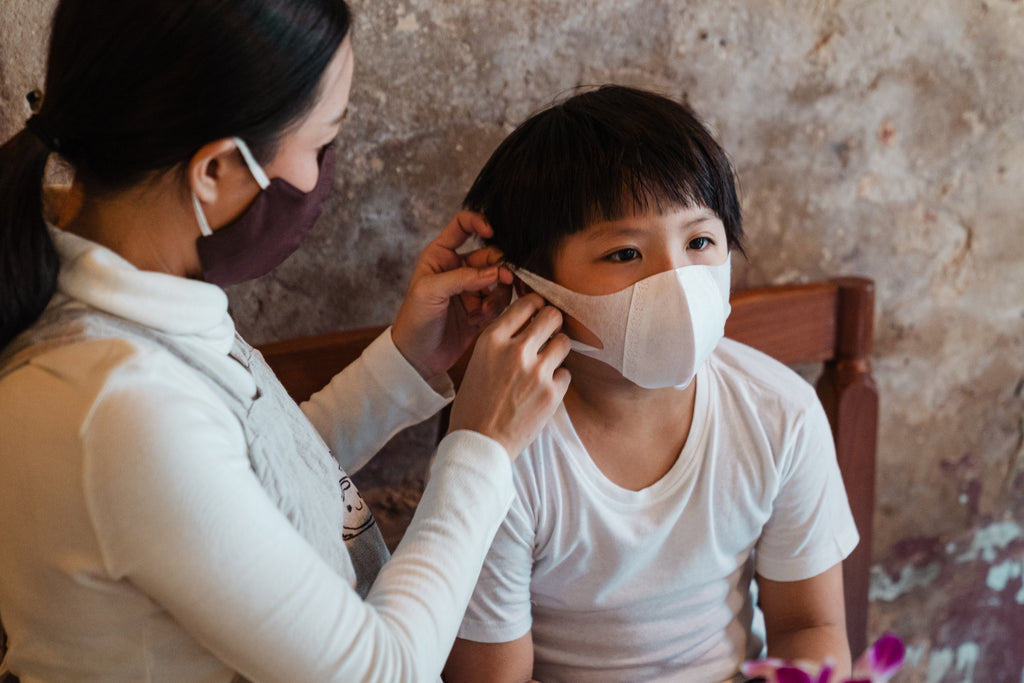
xmin=651 ymin=251 xmax=693 ymax=274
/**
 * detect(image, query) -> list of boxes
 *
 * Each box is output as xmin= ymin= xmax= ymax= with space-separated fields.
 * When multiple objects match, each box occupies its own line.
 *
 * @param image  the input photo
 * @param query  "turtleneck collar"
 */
xmin=48 ymin=225 xmax=236 ymax=355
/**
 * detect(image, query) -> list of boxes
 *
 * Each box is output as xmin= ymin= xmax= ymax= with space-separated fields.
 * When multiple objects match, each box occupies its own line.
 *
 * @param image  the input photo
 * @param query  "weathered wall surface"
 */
xmin=2 ymin=1 xmax=1022 ymax=680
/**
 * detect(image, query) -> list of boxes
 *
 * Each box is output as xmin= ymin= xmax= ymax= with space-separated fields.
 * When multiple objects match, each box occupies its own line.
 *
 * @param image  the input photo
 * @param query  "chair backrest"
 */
xmin=260 ymin=276 xmax=877 ymax=656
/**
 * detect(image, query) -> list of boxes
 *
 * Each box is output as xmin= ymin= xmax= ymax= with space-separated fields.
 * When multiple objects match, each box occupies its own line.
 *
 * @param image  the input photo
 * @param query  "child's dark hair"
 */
xmin=464 ymin=85 xmax=743 ymax=276
xmin=0 ymin=0 xmax=350 ymax=349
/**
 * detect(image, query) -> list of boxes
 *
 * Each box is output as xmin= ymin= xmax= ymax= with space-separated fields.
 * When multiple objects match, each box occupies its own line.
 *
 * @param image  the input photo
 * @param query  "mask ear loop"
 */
xmin=192 ymin=193 xmax=213 ymax=236
xmin=193 ymin=137 xmax=271 ymax=237
xmin=232 ymin=137 xmax=271 ymax=190
xmin=503 ymin=262 xmax=528 ymax=302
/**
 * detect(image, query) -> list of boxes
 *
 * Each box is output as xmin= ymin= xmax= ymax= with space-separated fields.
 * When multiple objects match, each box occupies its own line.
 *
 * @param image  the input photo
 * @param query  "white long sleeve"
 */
xmin=300 ymin=327 xmax=453 ymax=475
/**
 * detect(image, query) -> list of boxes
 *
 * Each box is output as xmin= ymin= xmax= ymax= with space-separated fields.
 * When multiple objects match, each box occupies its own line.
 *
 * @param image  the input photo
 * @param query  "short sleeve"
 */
xmin=457 ymin=483 xmax=536 ymax=643
xmin=754 ymin=398 xmax=860 ymax=582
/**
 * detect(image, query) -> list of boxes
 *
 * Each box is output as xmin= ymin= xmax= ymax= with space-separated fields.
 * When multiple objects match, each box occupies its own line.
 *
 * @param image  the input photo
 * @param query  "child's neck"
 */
xmin=563 ymin=358 xmax=698 ymax=491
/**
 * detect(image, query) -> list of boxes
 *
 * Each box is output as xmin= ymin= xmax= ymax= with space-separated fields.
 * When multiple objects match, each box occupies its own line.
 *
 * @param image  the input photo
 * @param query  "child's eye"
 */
xmin=688 ymin=236 xmax=713 ymax=251
xmin=606 ymin=248 xmax=641 ymax=262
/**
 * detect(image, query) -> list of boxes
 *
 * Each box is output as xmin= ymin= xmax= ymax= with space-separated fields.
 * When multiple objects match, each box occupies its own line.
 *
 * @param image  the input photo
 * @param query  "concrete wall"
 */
xmin=3 ymin=1 xmax=1022 ymax=680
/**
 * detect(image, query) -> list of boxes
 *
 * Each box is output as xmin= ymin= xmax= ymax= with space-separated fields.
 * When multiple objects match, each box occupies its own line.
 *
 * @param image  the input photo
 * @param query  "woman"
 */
xmin=0 ymin=1 xmax=570 ymax=681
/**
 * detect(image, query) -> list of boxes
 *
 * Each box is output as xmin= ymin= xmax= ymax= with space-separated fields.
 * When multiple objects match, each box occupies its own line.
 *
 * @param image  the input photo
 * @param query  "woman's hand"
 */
xmin=392 ymin=211 xmax=514 ymax=379
xmin=448 ymin=293 xmax=572 ymax=459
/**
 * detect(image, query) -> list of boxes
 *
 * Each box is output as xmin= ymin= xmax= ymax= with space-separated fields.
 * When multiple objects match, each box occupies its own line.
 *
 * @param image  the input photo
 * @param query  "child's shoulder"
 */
xmin=708 ymin=337 xmax=820 ymax=411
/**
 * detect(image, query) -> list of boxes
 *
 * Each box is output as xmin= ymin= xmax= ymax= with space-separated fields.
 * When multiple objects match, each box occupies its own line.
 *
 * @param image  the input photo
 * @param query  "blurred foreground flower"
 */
xmin=740 ymin=633 xmax=905 ymax=683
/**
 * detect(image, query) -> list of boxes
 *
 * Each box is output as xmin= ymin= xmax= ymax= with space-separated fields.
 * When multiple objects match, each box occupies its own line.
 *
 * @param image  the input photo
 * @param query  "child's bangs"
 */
xmin=583 ymin=158 xmax=710 ymax=226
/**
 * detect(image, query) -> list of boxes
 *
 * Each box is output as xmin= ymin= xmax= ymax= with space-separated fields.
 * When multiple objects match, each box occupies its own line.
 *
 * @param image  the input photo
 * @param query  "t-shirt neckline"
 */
xmin=552 ymin=360 xmax=714 ymax=505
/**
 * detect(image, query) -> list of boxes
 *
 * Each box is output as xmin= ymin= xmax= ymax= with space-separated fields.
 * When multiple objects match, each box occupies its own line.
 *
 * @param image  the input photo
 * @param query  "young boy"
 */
xmin=443 ymin=86 xmax=859 ymax=683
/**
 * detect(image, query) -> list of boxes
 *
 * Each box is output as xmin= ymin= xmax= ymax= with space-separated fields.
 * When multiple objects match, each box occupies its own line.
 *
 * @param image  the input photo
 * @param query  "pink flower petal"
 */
xmin=870 ymin=632 xmax=906 ymax=675
xmin=776 ymin=666 xmax=814 ymax=683
xmin=742 ymin=658 xmax=790 ymax=677
xmin=742 ymin=634 xmax=905 ymax=683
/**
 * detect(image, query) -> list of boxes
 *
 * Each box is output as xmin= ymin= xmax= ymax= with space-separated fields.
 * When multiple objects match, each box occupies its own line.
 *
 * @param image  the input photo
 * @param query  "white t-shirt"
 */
xmin=458 ymin=338 xmax=860 ymax=683
xmin=0 ymin=227 xmax=514 ymax=683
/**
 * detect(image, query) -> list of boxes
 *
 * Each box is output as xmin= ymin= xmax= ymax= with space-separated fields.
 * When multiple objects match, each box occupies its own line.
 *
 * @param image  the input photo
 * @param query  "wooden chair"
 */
xmin=260 ymin=276 xmax=878 ymax=656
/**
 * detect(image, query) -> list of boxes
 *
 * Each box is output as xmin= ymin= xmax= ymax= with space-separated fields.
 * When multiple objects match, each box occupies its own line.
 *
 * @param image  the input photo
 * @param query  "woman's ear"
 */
xmin=188 ymin=138 xmax=245 ymax=204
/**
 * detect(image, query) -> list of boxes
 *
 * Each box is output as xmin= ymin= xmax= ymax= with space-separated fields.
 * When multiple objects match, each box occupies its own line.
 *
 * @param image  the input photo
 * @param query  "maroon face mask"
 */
xmin=193 ymin=137 xmax=337 ymax=287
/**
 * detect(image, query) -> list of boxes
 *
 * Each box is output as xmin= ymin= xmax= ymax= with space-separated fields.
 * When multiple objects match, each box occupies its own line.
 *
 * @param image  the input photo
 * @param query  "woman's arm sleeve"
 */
xmin=82 ymin=371 xmax=512 ymax=683
xmin=299 ymin=326 xmax=454 ymax=474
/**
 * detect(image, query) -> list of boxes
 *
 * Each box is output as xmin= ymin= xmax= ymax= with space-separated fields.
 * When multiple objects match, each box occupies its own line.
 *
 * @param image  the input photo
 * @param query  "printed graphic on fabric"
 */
xmin=339 ymin=475 xmax=376 ymax=540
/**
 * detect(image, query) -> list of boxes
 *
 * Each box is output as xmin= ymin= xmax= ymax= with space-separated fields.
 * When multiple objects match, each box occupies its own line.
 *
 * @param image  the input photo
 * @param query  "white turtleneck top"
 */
xmin=0 ymin=227 xmax=513 ymax=682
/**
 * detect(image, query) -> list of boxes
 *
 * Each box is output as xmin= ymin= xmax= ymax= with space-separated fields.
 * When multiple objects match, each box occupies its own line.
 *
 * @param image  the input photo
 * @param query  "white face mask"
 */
xmin=514 ymin=258 xmax=732 ymax=389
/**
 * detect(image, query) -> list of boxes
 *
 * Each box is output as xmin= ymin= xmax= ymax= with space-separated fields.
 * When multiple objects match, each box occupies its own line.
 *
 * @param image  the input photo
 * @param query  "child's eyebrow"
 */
xmin=583 ymin=214 xmax=716 ymax=241
xmin=684 ymin=215 xmax=716 ymax=228
xmin=582 ymin=225 xmax=646 ymax=242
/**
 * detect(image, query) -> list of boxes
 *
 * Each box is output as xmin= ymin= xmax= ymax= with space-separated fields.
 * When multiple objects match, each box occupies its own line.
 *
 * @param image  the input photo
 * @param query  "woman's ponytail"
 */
xmin=0 ymin=127 xmax=58 ymax=349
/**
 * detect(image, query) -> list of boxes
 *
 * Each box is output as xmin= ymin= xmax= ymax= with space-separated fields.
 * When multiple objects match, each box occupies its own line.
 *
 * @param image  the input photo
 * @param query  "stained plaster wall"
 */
xmin=2 ymin=1 xmax=1022 ymax=680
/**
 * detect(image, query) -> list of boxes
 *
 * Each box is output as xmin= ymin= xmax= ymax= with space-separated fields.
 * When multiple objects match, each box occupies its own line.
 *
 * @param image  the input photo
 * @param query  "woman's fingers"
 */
xmin=459 ymin=246 xmax=513 ymax=324
xmin=390 ymin=211 xmax=514 ymax=378
xmin=420 ymin=211 xmax=493 ymax=269
xmin=538 ymin=332 xmax=573 ymax=381
xmin=449 ymin=294 xmax=571 ymax=459
xmin=405 ymin=244 xmax=510 ymax=316
xmin=434 ymin=210 xmax=494 ymax=249
xmin=461 ymin=244 xmax=506 ymax=270
xmin=485 ymin=292 xmax=551 ymax=338
xmin=471 ymin=281 xmax=513 ymax=324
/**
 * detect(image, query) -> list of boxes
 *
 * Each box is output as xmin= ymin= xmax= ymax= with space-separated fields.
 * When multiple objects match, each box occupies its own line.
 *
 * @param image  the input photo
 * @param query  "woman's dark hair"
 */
xmin=0 ymin=0 xmax=350 ymax=349
xmin=464 ymin=85 xmax=743 ymax=276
